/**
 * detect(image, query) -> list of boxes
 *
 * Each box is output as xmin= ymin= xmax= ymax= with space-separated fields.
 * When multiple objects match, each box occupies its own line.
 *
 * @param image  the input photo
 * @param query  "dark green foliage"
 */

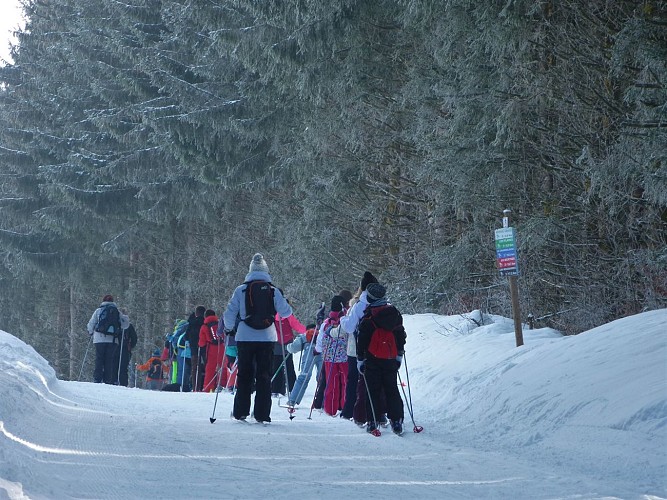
xmin=0 ymin=0 xmax=665 ymax=377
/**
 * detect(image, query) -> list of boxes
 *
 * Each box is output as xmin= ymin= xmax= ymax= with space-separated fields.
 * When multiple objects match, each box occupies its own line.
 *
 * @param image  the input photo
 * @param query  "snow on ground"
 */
xmin=0 ymin=309 xmax=665 ymax=499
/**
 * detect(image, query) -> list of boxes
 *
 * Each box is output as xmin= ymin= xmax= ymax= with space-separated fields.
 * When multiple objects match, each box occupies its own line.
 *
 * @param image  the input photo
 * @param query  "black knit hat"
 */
xmin=366 ymin=283 xmax=386 ymax=302
xmin=360 ymin=271 xmax=378 ymax=291
xmin=330 ymin=295 xmax=346 ymax=312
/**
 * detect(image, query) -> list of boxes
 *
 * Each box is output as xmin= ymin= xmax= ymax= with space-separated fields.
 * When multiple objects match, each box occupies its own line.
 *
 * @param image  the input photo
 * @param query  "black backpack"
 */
xmin=147 ymin=358 xmax=163 ymax=379
xmin=96 ymin=304 xmax=121 ymax=337
xmin=243 ymin=281 xmax=276 ymax=330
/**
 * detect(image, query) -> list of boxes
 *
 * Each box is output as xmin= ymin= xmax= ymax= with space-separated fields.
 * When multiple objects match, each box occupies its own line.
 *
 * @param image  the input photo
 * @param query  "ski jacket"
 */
xmin=86 ymin=301 xmax=130 ymax=344
xmin=222 ymin=270 xmax=292 ymax=342
xmin=339 ymin=291 xmax=369 ymax=334
xmin=186 ymin=312 xmax=205 ymax=353
xmin=356 ymin=303 xmax=406 ymax=362
xmin=199 ymin=315 xmax=221 ymax=347
xmin=274 ymin=313 xmax=307 ymax=345
xmin=120 ymin=323 xmax=138 ymax=352
xmin=317 ymin=310 xmax=348 ymax=363
xmin=137 ymin=356 xmax=168 ymax=381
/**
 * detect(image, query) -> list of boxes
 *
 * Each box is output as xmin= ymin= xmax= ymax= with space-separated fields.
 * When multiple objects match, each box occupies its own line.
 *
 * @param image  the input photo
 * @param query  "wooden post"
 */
xmin=503 ymin=209 xmax=524 ymax=347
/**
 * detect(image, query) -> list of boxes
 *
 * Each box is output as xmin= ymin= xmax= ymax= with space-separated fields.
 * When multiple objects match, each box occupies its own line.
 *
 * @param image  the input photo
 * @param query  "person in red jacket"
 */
xmin=271 ymin=304 xmax=306 ymax=397
xmin=199 ymin=309 xmax=227 ymax=392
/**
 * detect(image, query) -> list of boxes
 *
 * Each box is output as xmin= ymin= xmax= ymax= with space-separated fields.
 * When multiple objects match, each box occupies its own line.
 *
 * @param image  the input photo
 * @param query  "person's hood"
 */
xmin=244 ymin=270 xmax=273 ymax=283
xmin=203 ymin=315 xmax=219 ymax=326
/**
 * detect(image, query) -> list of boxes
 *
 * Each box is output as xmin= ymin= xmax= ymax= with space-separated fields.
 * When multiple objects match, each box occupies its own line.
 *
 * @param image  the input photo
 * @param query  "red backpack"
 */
xmin=366 ymin=306 xmax=398 ymax=360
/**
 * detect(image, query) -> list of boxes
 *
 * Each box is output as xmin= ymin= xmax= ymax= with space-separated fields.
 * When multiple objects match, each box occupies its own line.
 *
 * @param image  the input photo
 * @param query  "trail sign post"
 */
xmin=496 ymin=209 xmax=524 ymax=347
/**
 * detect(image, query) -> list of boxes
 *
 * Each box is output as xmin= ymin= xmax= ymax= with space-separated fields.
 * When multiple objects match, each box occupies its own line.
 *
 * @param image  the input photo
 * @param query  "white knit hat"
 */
xmin=249 ymin=253 xmax=269 ymax=274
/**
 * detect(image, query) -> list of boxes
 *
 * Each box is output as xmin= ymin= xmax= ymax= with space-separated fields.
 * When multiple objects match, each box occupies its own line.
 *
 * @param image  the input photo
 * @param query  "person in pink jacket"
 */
xmin=271 ymin=304 xmax=306 ymax=396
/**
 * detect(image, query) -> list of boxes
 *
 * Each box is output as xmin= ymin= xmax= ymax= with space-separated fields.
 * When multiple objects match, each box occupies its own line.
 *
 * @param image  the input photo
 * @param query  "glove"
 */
xmin=395 ymin=355 xmax=403 ymax=369
xmin=357 ymin=359 xmax=365 ymax=374
xmin=225 ymin=329 xmax=236 ymax=337
xmin=360 ymin=271 xmax=378 ymax=291
xmin=316 ymin=302 xmax=326 ymax=323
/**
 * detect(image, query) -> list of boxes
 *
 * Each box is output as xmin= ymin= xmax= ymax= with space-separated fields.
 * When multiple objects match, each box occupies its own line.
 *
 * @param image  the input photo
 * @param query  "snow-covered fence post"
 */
xmin=495 ymin=209 xmax=524 ymax=347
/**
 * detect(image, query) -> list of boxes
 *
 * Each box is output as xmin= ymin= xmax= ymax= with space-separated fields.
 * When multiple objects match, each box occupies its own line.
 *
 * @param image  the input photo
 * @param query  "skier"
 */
xmin=187 ymin=305 xmax=207 ymax=391
xmin=318 ymin=295 xmax=349 ymax=416
xmin=87 ymin=294 xmax=130 ymax=384
xmin=114 ymin=317 xmax=138 ymax=386
xmin=199 ymin=309 xmax=226 ymax=392
xmin=222 ymin=253 xmax=292 ymax=424
xmin=271 ymin=304 xmax=307 ymax=396
xmin=285 ymin=323 xmax=319 ymax=407
xmin=356 ymin=283 xmax=407 ymax=435
xmin=137 ymin=349 xmax=168 ymax=390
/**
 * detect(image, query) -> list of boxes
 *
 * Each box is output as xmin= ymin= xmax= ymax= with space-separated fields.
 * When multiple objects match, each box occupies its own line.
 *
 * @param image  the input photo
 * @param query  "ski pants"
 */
xmin=323 ymin=361 xmax=348 ymax=416
xmin=340 ymin=355 xmax=358 ymax=419
xmin=94 ymin=341 xmax=119 ymax=384
xmin=289 ymin=344 xmax=322 ymax=405
xmin=117 ymin=349 xmax=132 ymax=386
xmin=203 ymin=342 xmax=226 ymax=392
xmin=363 ymin=358 xmax=404 ymax=424
xmin=233 ymin=341 xmax=273 ymax=422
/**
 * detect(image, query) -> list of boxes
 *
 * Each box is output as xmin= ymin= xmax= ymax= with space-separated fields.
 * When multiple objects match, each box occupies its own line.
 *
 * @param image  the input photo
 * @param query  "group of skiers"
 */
xmin=86 ymin=253 xmax=407 ymax=434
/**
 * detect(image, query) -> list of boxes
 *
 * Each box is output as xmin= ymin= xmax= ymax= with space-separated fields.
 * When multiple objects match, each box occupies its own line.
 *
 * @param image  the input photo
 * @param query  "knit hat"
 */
xmin=366 ymin=283 xmax=386 ymax=302
xmin=360 ymin=271 xmax=378 ymax=291
xmin=338 ymin=289 xmax=353 ymax=307
xmin=102 ymin=294 xmax=114 ymax=302
xmin=152 ymin=348 xmax=161 ymax=357
xmin=330 ymin=295 xmax=346 ymax=312
xmin=249 ymin=253 xmax=269 ymax=274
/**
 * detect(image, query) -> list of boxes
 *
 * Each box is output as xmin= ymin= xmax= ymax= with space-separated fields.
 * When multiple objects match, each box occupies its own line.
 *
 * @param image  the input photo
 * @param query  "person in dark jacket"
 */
xmin=187 ymin=305 xmax=207 ymax=391
xmin=114 ymin=318 xmax=138 ymax=386
xmin=356 ymin=283 xmax=407 ymax=435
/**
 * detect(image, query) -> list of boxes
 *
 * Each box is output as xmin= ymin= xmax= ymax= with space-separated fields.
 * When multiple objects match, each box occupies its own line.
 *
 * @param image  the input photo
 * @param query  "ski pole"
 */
xmin=308 ymin=326 xmax=340 ymax=419
xmin=305 ymin=309 xmax=326 ymax=419
xmin=270 ymin=351 xmax=292 ymax=383
xmin=78 ymin=335 xmax=93 ymax=381
xmin=227 ymin=358 xmax=238 ymax=393
xmin=361 ymin=366 xmax=381 ymax=437
xmin=202 ymin=364 xmax=223 ymax=392
xmin=209 ymin=350 xmax=224 ymax=423
xmin=209 ymin=375 xmax=223 ymax=423
xmin=116 ymin=329 xmax=125 ymax=385
xmin=194 ymin=346 xmax=201 ymax=392
xmin=397 ymin=353 xmax=423 ymax=433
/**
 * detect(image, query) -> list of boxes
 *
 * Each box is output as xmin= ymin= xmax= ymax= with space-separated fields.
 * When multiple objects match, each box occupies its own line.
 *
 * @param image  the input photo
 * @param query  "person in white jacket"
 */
xmin=339 ymin=272 xmax=388 ymax=425
xmin=87 ymin=294 xmax=130 ymax=384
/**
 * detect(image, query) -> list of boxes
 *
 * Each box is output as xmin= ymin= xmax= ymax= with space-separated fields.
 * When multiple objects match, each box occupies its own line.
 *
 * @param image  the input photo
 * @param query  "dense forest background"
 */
xmin=0 ymin=0 xmax=665 ymax=381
